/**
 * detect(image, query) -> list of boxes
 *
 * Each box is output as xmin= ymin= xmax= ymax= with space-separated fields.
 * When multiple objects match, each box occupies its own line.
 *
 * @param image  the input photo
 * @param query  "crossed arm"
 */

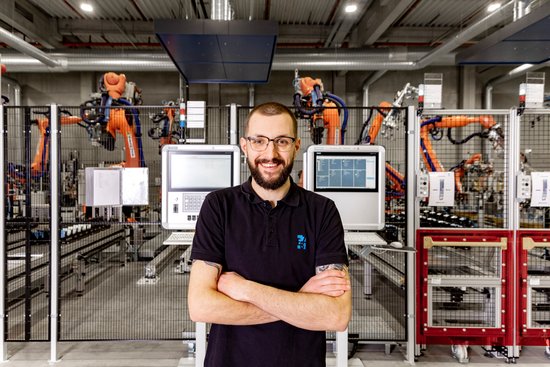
xmin=188 ymin=260 xmax=352 ymax=331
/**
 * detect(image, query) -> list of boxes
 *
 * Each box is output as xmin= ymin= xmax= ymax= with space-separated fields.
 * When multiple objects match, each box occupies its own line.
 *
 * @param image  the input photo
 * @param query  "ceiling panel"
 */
xmin=397 ymin=0 xmax=486 ymax=27
xmin=270 ymin=0 xmax=335 ymax=25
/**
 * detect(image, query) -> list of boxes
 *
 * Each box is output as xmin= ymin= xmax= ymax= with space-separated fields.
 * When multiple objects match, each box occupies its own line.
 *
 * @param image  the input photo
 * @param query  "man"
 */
xmin=188 ymin=102 xmax=351 ymax=367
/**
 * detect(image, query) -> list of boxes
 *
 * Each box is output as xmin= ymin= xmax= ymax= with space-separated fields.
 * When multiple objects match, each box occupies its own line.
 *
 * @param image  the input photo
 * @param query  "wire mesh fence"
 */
xmin=5 ymin=106 xmax=52 ymax=341
xmin=417 ymin=230 xmax=513 ymax=347
xmin=518 ymin=111 xmax=550 ymax=229
xmin=3 ymin=104 xmax=409 ymax=343
xmin=418 ymin=111 xmax=509 ymax=229
xmin=517 ymin=232 xmax=550 ymax=341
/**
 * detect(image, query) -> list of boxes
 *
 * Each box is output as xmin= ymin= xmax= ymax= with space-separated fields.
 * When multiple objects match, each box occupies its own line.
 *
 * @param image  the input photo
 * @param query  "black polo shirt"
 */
xmin=191 ymin=178 xmax=347 ymax=367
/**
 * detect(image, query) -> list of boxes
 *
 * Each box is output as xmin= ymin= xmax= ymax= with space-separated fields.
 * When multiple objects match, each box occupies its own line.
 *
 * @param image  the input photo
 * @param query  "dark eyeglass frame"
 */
xmin=245 ymin=135 xmax=297 ymax=152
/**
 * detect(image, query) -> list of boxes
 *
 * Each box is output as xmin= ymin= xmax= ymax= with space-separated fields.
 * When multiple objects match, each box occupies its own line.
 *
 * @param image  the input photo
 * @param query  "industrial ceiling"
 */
xmin=0 ymin=0 xmax=549 ymax=78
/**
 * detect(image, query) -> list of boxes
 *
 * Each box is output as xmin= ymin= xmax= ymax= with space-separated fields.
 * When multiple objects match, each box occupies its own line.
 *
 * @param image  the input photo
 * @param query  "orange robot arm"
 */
xmin=106 ymin=109 xmax=141 ymax=168
xmin=420 ymin=115 xmax=499 ymax=173
xmin=31 ymin=115 xmax=82 ymax=177
xmin=366 ymin=101 xmax=393 ymax=144
xmin=386 ymin=162 xmax=405 ymax=194
xmin=453 ymin=153 xmax=482 ymax=193
xmin=103 ymin=72 xmax=127 ymax=99
xmin=323 ymin=100 xmax=340 ymax=145
xmin=159 ymin=107 xmax=176 ymax=148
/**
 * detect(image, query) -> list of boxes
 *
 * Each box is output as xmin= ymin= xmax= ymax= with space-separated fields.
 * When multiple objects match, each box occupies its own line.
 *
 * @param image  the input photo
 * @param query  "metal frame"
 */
xmin=49 ymin=104 xmax=59 ymax=362
xmin=415 ymin=108 xmax=516 ymax=358
xmin=0 ymin=104 xmax=7 ymax=361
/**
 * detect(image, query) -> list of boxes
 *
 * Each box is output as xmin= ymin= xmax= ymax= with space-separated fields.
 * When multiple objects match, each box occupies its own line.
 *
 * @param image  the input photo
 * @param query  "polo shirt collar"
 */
xmin=241 ymin=177 xmax=300 ymax=207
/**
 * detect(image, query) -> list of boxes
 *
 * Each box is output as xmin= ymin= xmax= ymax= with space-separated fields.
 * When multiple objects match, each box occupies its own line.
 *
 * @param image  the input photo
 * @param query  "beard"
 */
xmin=248 ymin=156 xmax=294 ymax=190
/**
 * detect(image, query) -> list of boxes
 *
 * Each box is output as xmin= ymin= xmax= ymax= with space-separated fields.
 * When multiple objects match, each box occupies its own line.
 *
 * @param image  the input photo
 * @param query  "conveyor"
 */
xmin=7 ymin=226 xmax=126 ymax=300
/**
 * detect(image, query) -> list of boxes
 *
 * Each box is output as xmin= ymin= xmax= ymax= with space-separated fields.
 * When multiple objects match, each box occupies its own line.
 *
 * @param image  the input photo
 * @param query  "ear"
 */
xmin=294 ymin=137 xmax=301 ymax=153
xmin=240 ymin=137 xmax=248 ymax=158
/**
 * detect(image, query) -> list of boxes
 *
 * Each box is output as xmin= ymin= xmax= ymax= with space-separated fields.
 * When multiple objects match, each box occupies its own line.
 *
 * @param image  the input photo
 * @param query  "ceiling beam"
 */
xmin=355 ymin=0 xmax=415 ymax=45
xmin=0 ymin=0 xmax=61 ymax=48
xmin=375 ymin=26 xmax=453 ymax=43
xmin=58 ymin=19 xmax=330 ymax=42
xmin=324 ymin=1 xmax=370 ymax=48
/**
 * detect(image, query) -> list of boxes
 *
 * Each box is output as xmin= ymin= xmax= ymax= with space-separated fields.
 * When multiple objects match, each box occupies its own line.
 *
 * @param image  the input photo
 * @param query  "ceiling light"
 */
xmin=487 ymin=3 xmax=501 ymax=12
xmin=80 ymin=2 xmax=94 ymax=12
xmin=345 ymin=4 xmax=358 ymax=13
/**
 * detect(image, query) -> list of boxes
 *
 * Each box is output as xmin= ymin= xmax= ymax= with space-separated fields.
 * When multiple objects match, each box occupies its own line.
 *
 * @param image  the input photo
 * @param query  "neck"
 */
xmin=251 ymin=179 xmax=291 ymax=207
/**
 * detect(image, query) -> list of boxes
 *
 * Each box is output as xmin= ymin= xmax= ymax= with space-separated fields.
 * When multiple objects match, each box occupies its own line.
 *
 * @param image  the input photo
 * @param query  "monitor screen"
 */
xmin=161 ymin=145 xmax=241 ymax=230
xmin=169 ymin=153 xmax=233 ymax=190
xmin=314 ymin=153 xmax=378 ymax=192
xmin=305 ymin=145 xmax=385 ymax=231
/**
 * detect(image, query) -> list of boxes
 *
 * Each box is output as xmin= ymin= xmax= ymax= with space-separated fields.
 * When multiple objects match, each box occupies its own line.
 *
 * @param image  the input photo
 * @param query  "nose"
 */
xmin=264 ymin=140 xmax=280 ymax=157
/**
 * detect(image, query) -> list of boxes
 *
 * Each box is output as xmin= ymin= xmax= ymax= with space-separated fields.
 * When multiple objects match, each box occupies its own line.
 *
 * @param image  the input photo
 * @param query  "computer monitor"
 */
xmin=161 ymin=144 xmax=241 ymax=230
xmin=304 ymin=145 xmax=385 ymax=231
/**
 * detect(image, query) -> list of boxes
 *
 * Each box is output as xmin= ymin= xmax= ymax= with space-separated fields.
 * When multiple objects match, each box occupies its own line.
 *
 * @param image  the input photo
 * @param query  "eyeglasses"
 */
xmin=245 ymin=135 xmax=296 ymax=152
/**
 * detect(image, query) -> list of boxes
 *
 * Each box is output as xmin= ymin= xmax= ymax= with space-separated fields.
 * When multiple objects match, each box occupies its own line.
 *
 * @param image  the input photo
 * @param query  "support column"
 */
xmin=459 ymin=66 xmax=477 ymax=109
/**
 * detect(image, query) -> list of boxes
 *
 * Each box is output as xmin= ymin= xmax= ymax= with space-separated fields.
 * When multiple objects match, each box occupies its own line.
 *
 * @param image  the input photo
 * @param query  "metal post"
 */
xmin=0 ymin=104 xmax=7 ymax=361
xmin=335 ymin=330 xmax=348 ymax=367
xmin=406 ymin=105 xmax=417 ymax=363
xmin=229 ymin=103 xmax=238 ymax=145
xmin=195 ymin=322 xmax=206 ymax=367
xmin=509 ymin=108 xmax=520 ymax=358
xmin=49 ymin=104 xmax=60 ymax=363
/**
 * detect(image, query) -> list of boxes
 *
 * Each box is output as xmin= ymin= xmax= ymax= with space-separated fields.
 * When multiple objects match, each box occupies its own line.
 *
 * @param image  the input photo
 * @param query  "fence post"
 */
xmin=49 ymin=104 xmax=60 ymax=362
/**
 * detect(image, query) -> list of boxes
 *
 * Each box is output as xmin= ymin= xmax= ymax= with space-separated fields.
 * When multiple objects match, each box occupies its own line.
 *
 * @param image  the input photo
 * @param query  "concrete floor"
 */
xmin=1 ymin=341 xmax=550 ymax=366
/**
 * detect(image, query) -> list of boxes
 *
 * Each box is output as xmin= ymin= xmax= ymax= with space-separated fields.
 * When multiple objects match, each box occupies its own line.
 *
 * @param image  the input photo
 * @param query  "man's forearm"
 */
xmin=188 ymin=261 xmax=278 ymax=325
xmin=242 ymin=281 xmax=351 ymax=331
xmin=190 ymin=288 xmax=278 ymax=325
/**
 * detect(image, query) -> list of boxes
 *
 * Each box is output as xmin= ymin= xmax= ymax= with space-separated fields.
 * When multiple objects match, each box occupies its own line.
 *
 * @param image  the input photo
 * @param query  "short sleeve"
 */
xmin=314 ymin=199 xmax=348 ymax=267
xmin=190 ymin=192 xmax=226 ymax=266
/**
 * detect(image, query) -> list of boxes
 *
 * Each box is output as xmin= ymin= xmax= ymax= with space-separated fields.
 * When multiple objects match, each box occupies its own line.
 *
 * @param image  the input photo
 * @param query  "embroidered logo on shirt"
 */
xmin=297 ymin=234 xmax=307 ymax=250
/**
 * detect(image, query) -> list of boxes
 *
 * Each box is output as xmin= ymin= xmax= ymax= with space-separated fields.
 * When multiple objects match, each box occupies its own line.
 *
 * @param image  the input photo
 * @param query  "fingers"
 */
xmin=300 ymin=273 xmax=351 ymax=296
xmin=314 ymin=269 xmax=347 ymax=279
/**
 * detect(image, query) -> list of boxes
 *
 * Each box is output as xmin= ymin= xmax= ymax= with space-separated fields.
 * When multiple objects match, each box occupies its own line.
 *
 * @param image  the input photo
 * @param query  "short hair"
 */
xmin=244 ymin=102 xmax=298 ymax=137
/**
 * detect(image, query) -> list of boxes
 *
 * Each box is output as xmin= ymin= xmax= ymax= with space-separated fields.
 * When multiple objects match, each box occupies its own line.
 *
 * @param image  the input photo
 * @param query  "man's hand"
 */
xmin=299 ymin=269 xmax=350 ymax=297
xmin=218 ymin=271 xmax=250 ymax=302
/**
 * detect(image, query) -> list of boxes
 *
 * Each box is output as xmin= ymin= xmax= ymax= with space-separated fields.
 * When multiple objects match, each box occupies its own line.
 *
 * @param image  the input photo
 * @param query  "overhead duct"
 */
xmin=0 ymin=48 xmax=455 ymax=73
xmin=0 ymin=27 xmax=62 ymax=68
xmin=211 ymin=0 xmax=234 ymax=21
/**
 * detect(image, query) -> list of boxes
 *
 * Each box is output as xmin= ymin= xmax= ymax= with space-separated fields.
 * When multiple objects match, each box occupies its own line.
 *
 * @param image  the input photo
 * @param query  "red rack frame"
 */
xmin=416 ymin=229 xmax=514 ymax=347
xmin=516 ymin=230 xmax=550 ymax=348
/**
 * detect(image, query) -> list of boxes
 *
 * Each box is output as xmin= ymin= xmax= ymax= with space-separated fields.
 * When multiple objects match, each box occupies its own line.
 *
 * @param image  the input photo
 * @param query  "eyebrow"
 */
xmin=249 ymin=134 xmax=294 ymax=139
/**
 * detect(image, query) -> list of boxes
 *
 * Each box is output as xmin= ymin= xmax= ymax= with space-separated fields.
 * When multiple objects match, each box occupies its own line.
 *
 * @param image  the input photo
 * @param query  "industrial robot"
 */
xmin=80 ymin=72 xmax=146 ymax=168
xmin=292 ymin=69 xmax=349 ymax=145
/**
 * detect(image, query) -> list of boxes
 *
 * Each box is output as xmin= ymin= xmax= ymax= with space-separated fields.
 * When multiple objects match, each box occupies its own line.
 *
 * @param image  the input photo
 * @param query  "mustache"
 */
xmin=255 ymin=158 xmax=284 ymax=165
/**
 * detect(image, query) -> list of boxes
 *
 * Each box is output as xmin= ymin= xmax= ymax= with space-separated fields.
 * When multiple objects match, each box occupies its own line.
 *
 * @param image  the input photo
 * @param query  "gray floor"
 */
xmin=2 ymin=341 xmax=550 ymax=366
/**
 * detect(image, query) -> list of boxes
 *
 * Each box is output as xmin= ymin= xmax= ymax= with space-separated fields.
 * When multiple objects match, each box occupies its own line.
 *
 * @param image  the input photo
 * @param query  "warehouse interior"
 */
xmin=1 ymin=0 xmax=550 ymax=366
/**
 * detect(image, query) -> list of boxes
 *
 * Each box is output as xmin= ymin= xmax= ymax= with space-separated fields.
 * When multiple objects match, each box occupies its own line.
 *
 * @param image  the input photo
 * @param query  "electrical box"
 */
xmin=517 ymin=172 xmax=531 ymax=199
xmin=417 ymin=172 xmax=429 ymax=198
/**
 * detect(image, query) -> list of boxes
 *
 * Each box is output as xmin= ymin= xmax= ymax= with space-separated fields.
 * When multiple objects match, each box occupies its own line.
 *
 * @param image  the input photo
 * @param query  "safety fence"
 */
xmin=2 ymin=104 xmax=411 ymax=347
xmin=415 ymin=108 xmax=550 ymax=363
xmin=515 ymin=109 xmax=550 ymax=357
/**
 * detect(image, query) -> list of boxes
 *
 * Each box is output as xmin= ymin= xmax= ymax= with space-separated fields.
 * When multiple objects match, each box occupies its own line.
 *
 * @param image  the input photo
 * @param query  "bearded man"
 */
xmin=188 ymin=102 xmax=351 ymax=367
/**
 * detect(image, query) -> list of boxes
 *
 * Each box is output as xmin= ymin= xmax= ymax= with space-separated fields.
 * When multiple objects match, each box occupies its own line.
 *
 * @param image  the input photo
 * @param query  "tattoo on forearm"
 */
xmin=206 ymin=261 xmax=223 ymax=277
xmin=315 ymin=263 xmax=348 ymax=274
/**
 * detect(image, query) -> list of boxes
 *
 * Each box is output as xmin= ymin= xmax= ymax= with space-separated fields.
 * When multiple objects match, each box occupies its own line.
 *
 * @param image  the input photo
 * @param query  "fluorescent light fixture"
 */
xmin=510 ymin=63 xmax=533 ymax=75
xmin=345 ymin=4 xmax=358 ymax=13
xmin=80 ymin=2 xmax=94 ymax=12
xmin=487 ymin=3 xmax=501 ymax=12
